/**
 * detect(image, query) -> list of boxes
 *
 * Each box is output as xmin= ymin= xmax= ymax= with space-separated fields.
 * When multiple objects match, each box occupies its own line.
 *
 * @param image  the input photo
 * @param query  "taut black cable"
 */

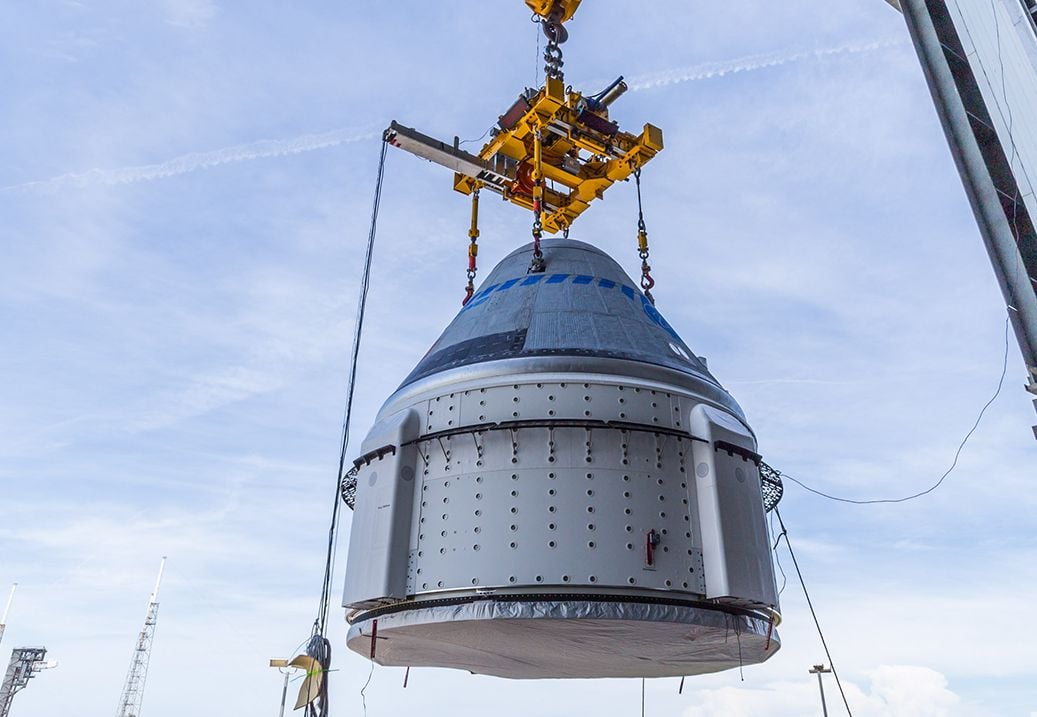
xmin=774 ymin=508 xmax=853 ymax=716
xmin=307 ymin=138 xmax=390 ymax=717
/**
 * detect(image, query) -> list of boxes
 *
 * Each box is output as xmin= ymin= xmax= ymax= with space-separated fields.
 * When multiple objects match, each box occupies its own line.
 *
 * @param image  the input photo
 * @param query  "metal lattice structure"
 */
xmin=0 ymin=585 xmax=16 ymax=649
xmin=0 ymin=647 xmax=48 ymax=717
xmin=341 ymin=467 xmax=358 ymax=510
xmin=760 ymin=462 xmax=785 ymax=513
xmin=116 ymin=558 xmax=166 ymax=717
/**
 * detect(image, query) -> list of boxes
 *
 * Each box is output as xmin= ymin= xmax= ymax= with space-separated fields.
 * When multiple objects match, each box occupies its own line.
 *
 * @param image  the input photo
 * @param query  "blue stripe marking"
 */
xmin=458 ymin=283 xmax=499 ymax=313
xmin=496 ymin=278 xmax=521 ymax=292
xmin=462 ymin=275 xmax=645 ymax=314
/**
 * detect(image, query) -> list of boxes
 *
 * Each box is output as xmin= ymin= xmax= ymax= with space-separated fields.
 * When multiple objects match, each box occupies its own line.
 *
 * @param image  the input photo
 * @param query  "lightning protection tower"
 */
xmin=116 ymin=557 xmax=166 ymax=717
xmin=0 ymin=647 xmax=56 ymax=717
xmin=0 ymin=585 xmax=16 ymax=648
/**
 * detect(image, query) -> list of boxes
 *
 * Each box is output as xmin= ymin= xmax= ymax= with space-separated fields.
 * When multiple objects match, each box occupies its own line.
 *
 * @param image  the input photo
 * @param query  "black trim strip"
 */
xmin=714 ymin=440 xmax=762 ymax=465
xmin=352 ymin=444 xmax=397 ymax=469
xmin=404 ymin=418 xmax=708 ymax=446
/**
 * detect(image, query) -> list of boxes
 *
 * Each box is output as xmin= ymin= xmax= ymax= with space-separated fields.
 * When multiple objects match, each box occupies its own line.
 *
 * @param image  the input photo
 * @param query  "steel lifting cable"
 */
xmin=634 ymin=168 xmax=656 ymax=304
xmin=307 ymin=138 xmax=389 ymax=717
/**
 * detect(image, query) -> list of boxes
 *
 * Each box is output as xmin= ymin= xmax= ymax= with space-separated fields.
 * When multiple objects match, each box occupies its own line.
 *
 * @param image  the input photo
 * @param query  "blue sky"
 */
xmin=1 ymin=1 xmax=1035 ymax=715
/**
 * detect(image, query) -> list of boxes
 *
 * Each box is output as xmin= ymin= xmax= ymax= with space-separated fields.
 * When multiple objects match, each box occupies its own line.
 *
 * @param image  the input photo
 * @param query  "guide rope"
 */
xmin=307 ymin=138 xmax=389 ymax=717
xmin=774 ymin=508 xmax=854 ymax=717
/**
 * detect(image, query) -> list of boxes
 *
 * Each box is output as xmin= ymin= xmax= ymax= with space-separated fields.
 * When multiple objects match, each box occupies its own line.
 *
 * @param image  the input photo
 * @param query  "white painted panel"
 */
xmin=691 ymin=405 xmax=778 ymax=608
xmin=342 ymin=409 xmax=421 ymax=608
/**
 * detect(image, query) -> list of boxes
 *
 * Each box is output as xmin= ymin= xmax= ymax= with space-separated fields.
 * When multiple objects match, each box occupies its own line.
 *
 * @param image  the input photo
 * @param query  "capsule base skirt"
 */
xmin=346 ymin=597 xmax=779 ymax=679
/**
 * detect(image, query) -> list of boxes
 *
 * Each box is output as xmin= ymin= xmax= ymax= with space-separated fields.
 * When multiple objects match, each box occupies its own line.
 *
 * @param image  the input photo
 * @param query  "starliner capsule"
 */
xmin=341 ymin=239 xmax=781 ymax=679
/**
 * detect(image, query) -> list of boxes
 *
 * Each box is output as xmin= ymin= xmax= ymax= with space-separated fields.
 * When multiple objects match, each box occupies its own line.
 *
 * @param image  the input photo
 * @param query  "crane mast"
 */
xmin=116 ymin=558 xmax=166 ymax=717
xmin=894 ymin=0 xmax=1037 ymax=436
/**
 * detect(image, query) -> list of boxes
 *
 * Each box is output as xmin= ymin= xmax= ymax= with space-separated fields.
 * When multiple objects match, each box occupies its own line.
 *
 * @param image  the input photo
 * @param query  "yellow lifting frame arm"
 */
xmin=451 ymin=76 xmax=664 ymax=234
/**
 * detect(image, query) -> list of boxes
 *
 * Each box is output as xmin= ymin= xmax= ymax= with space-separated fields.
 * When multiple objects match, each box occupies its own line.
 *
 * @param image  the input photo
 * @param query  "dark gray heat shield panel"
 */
xmin=401 ymin=239 xmax=716 ymax=388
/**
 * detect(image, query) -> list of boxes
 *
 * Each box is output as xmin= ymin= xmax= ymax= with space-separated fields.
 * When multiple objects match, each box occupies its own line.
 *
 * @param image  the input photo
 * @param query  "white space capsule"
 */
xmin=342 ymin=239 xmax=781 ymax=679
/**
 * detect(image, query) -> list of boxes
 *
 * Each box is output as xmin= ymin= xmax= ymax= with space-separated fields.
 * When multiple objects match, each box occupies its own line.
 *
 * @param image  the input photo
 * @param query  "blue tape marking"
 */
xmin=459 ymin=283 xmax=500 ymax=313
xmin=641 ymin=294 xmax=680 ymax=340
xmin=462 ymin=276 xmax=670 ymax=341
xmin=496 ymin=278 xmax=521 ymax=292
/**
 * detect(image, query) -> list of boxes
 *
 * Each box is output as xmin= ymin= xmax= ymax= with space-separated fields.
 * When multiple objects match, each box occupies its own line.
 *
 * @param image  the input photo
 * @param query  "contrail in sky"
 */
xmin=2 ymin=127 xmax=378 ymax=192
xmin=5 ymin=37 xmax=905 ymax=192
xmin=625 ymin=36 xmax=906 ymax=92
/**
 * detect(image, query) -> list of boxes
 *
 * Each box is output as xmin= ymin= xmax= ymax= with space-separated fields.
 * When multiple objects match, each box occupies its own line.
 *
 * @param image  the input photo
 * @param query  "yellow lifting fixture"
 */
xmin=451 ymin=76 xmax=664 ymax=235
xmin=524 ymin=0 xmax=582 ymax=24
xmin=384 ymin=1 xmax=664 ymax=237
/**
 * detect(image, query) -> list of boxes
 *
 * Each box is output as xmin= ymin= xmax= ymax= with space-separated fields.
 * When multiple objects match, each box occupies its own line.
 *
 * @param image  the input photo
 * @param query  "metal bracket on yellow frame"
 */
xmin=524 ymin=0 xmax=582 ymax=23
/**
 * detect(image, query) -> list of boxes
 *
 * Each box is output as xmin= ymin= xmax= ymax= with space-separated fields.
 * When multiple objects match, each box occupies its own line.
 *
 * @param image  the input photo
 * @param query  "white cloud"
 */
xmin=625 ymin=36 xmax=906 ymax=92
xmin=2 ymin=127 xmax=377 ymax=192
xmin=682 ymin=666 xmax=988 ymax=717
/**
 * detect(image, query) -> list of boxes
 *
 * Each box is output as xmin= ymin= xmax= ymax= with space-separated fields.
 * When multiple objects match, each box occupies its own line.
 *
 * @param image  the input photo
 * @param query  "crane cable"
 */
xmin=307 ymin=138 xmax=389 ymax=717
